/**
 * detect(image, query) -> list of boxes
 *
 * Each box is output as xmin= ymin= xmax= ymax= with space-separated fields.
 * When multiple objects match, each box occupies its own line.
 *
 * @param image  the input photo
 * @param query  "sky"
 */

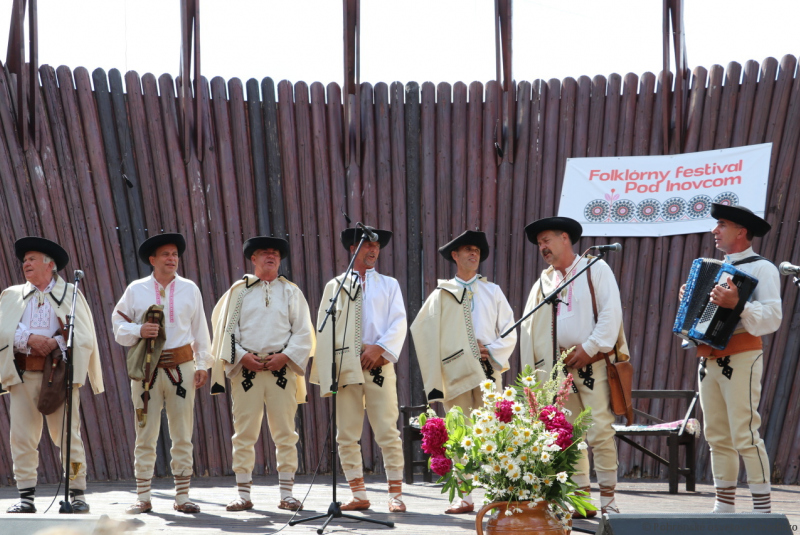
xmin=0 ymin=0 xmax=797 ymax=88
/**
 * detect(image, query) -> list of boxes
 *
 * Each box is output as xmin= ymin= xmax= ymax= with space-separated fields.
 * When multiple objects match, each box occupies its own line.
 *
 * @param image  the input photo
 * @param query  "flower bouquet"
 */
xmin=419 ymin=357 xmax=595 ymax=522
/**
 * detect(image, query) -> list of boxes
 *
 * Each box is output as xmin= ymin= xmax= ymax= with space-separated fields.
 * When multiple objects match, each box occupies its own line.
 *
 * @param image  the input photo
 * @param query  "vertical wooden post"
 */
xmin=343 ymin=0 xmax=360 ymax=168
xmin=662 ymin=0 xmax=688 ymax=154
xmin=5 ymin=0 xmax=38 ymax=150
xmin=495 ymin=0 xmax=514 ymax=164
xmin=179 ymin=0 xmax=202 ymax=162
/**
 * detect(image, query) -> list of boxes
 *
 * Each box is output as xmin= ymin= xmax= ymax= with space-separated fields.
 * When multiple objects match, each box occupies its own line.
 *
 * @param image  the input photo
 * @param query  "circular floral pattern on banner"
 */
xmin=662 ymin=197 xmax=686 ymax=221
xmin=611 ymin=200 xmax=636 ymax=222
xmin=713 ymin=192 xmax=739 ymax=206
xmin=584 ymin=200 xmax=610 ymax=222
xmin=636 ymin=199 xmax=660 ymax=222
xmin=687 ymin=194 xmax=712 ymax=219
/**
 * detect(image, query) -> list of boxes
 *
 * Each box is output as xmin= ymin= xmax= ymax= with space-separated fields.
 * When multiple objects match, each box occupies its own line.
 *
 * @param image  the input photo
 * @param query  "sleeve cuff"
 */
xmin=194 ymin=352 xmax=214 ymax=370
xmin=739 ymin=302 xmax=754 ymax=319
xmin=377 ymin=343 xmax=398 ymax=363
xmin=582 ymin=340 xmax=600 ymax=358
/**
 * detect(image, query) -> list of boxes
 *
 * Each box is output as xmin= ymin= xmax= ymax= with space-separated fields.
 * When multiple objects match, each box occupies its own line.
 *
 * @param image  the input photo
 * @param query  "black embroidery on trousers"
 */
xmin=480 ymin=359 xmax=495 ymax=381
xmin=699 ymin=358 xmax=707 ymax=382
xmin=165 ymin=365 xmax=186 ymax=398
xmin=230 ymin=334 xmax=236 ymax=364
xmin=242 ymin=368 xmax=256 ymax=392
xmin=370 ymin=366 xmax=385 ymax=387
xmin=578 ymin=364 xmax=595 ymax=390
xmin=272 ymin=365 xmax=288 ymax=389
xmin=717 ymin=356 xmax=733 ymax=380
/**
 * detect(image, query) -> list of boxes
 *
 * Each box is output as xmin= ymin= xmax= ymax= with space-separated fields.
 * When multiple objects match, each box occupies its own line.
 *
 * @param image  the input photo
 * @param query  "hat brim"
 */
xmin=138 ymin=233 xmax=187 ymax=264
xmin=710 ymin=203 xmax=771 ymax=238
xmin=243 ymin=236 xmax=290 ymax=259
xmin=340 ymin=228 xmax=393 ymax=251
xmin=524 ymin=217 xmax=583 ymax=245
xmin=438 ymin=230 xmax=490 ymax=263
xmin=15 ymin=237 xmax=70 ymax=271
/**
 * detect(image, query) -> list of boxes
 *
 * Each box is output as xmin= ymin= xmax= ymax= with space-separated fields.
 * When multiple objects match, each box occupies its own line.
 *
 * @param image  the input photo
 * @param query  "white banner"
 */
xmin=558 ymin=144 xmax=772 ymax=237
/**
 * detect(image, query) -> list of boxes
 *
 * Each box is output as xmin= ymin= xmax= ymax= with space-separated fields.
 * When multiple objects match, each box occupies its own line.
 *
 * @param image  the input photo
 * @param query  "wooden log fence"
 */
xmin=1 ymin=56 xmax=800 ymax=486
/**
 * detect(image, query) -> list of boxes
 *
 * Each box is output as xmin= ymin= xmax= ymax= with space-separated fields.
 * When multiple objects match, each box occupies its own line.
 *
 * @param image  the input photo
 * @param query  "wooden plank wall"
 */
xmin=1 ymin=55 xmax=800 ymax=486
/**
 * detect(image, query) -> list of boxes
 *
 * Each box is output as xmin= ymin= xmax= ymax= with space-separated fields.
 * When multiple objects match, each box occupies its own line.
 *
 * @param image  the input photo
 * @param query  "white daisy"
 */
xmin=461 ymin=437 xmax=475 ymax=448
xmin=562 ymin=407 xmax=572 ymax=417
xmin=482 ymin=440 xmax=498 ymax=454
xmin=541 ymin=451 xmax=552 ymax=463
xmin=522 ymin=472 xmax=535 ymax=484
xmin=512 ymin=404 xmax=525 ymax=415
xmin=556 ymin=472 xmax=568 ymax=483
xmin=507 ymin=467 xmax=522 ymax=480
xmin=521 ymin=375 xmax=535 ymax=386
xmin=480 ymin=379 xmax=495 ymax=392
xmin=502 ymin=386 xmax=517 ymax=400
xmin=578 ymin=441 xmax=588 ymax=451
xmin=504 ymin=509 xmax=513 ymax=516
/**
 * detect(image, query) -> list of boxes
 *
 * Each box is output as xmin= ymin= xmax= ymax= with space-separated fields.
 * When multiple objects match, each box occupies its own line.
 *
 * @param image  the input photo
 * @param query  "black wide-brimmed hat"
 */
xmin=340 ymin=226 xmax=393 ymax=251
xmin=524 ymin=216 xmax=583 ymax=245
xmin=243 ymin=236 xmax=290 ymax=259
xmin=15 ymin=237 xmax=70 ymax=271
xmin=138 ymin=233 xmax=186 ymax=264
xmin=438 ymin=230 xmax=490 ymax=263
xmin=710 ymin=203 xmax=771 ymax=238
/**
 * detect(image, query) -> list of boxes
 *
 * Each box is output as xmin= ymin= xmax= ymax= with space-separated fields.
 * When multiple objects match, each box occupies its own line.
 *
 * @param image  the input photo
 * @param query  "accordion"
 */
xmin=673 ymin=258 xmax=759 ymax=349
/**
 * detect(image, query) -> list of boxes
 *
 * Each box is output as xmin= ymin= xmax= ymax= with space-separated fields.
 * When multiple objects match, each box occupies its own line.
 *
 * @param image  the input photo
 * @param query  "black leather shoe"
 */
xmin=71 ymin=499 xmax=90 ymax=514
xmin=7 ymin=501 xmax=36 ymax=513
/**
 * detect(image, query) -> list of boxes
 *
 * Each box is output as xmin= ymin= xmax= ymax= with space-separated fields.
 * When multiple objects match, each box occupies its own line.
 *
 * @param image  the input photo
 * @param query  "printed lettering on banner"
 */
xmin=558 ymin=144 xmax=771 ymax=237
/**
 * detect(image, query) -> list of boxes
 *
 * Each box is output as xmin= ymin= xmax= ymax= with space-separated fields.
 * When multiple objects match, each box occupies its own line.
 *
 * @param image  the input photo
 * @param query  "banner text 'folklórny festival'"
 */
xmin=558 ymin=143 xmax=771 ymax=237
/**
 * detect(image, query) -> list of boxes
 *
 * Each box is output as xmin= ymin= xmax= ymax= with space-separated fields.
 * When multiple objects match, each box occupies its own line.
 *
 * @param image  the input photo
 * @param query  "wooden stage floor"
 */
xmin=0 ymin=475 xmax=798 ymax=534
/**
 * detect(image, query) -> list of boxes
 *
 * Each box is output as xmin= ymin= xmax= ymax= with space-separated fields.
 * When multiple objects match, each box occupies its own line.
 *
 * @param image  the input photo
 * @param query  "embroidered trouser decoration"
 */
xmin=370 ymin=366 xmax=384 ymax=387
xmin=717 ymin=356 xmax=733 ymax=380
xmin=578 ymin=364 xmax=595 ymax=390
xmin=242 ymin=368 xmax=256 ymax=392
xmin=136 ymin=478 xmax=152 ymax=502
xmin=699 ymin=358 xmax=707 ymax=382
xmin=174 ymin=475 xmax=191 ymax=505
xmin=480 ymin=359 xmax=495 ymax=381
xmin=713 ymin=485 xmax=736 ymax=513
xmin=164 ymin=367 xmax=186 ymax=398
xmin=272 ymin=365 xmax=288 ymax=389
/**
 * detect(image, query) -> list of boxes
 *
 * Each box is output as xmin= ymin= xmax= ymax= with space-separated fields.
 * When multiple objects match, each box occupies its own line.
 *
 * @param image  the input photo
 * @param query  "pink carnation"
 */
xmin=494 ymin=400 xmax=514 ymax=423
xmin=421 ymin=417 xmax=448 ymax=457
xmin=430 ymin=455 xmax=453 ymax=476
xmin=539 ymin=405 xmax=574 ymax=449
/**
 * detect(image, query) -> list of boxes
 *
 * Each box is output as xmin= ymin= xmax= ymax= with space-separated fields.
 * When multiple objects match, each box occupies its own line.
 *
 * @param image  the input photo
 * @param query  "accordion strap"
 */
xmin=732 ymin=255 xmax=766 ymax=266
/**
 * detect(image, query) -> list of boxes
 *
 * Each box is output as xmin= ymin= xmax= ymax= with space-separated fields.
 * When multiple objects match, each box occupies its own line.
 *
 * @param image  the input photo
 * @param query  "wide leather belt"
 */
xmin=14 ymin=352 xmax=46 ymax=372
xmin=157 ymin=344 xmax=194 ymax=368
xmin=696 ymin=331 xmax=763 ymax=359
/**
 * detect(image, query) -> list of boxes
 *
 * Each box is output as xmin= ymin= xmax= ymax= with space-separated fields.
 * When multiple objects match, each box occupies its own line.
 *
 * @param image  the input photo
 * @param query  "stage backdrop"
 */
xmin=559 ymin=143 xmax=771 ymax=237
xmin=1 ymin=56 xmax=800 ymax=487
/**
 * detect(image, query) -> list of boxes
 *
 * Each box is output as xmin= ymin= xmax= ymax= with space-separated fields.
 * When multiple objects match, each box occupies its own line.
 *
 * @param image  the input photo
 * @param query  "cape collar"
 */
xmin=22 ymin=276 xmax=68 ymax=306
xmin=437 ymin=275 xmax=486 ymax=303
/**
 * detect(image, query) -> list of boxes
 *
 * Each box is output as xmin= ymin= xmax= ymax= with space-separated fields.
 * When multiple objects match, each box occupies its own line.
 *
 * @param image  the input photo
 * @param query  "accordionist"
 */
xmin=680 ymin=203 xmax=781 ymax=515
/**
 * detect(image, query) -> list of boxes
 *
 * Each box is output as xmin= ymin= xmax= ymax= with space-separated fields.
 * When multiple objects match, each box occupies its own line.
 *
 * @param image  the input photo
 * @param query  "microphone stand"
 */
xmin=59 ymin=272 xmax=82 ymax=514
xmin=502 ymin=251 xmax=607 ymax=339
xmin=290 ymin=227 xmax=394 ymax=533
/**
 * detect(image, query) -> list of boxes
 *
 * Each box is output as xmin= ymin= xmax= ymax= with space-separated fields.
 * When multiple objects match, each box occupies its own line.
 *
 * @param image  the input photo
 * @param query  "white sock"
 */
xmin=174 ymin=475 xmax=191 ymax=506
xmin=750 ymin=482 xmax=771 ymax=513
xmin=236 ymin=472 xmax=252 ymax=501
xmin=344 ymin=469 xmax=368 ymax=501
xmin=278 ymin=472 xmax=294 ymax=500
xmin=136 ymin=478 xmax=151 ymax=503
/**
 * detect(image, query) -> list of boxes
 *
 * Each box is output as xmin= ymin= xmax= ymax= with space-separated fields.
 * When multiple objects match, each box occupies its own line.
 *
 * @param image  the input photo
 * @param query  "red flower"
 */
xmin=421 ymin=417 xmax=448 ymax=457
xmin=430 ymin=455 xmax=453 ymax=476
xmin=494 ymin=400 xmax=514 ymax=423
xmin=539 ymin=405 xmax=574 ymax=449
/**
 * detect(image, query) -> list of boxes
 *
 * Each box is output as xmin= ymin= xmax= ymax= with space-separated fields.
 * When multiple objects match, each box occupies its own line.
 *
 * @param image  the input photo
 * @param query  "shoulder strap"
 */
xmin=586 ymin=264 xmax=598 ymax=323
xmin=732 ymin=255 xmax=767 ymax=267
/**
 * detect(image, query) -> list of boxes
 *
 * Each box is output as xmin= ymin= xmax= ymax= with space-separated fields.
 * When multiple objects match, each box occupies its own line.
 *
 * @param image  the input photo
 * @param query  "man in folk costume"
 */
xmin=679 ymin=204 xmax=780 ymax=514
xmin=519 ymin=217 xmax=628 ymax=516
xmin=209 ymin=236 xmax=315 ymax=512
xmin=410 ymin=230 xmax=517 ymax=514
xmin=112 ymin=233 xmax=213 ymax=514
xmin=311 ymin=226 xmax=408 ymax=513
xmin=0 ymin=237 xmax=104 ymax=513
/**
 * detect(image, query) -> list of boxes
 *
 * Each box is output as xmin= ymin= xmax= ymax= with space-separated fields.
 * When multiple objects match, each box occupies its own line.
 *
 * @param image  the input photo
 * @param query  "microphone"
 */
xmin=356 ymin=222 xmax=379 ymax=242
xmin=779 ymin=261 xmax=800 ymax=276
xmin=589 ymin=243 xmax=622 ymax=253
xmin=73 ymin=270 xmax=85 ymax=281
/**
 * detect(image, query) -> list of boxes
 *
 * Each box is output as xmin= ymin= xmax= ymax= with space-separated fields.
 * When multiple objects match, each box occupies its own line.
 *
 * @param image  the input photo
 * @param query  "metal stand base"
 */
xmin=289 ymin=501 xmax=394 ymax=534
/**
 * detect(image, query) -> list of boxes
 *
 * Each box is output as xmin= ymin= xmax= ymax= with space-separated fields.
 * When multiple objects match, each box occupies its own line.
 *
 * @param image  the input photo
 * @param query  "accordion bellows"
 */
xmin=674 ymin=258 xmax=758 ymax=350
